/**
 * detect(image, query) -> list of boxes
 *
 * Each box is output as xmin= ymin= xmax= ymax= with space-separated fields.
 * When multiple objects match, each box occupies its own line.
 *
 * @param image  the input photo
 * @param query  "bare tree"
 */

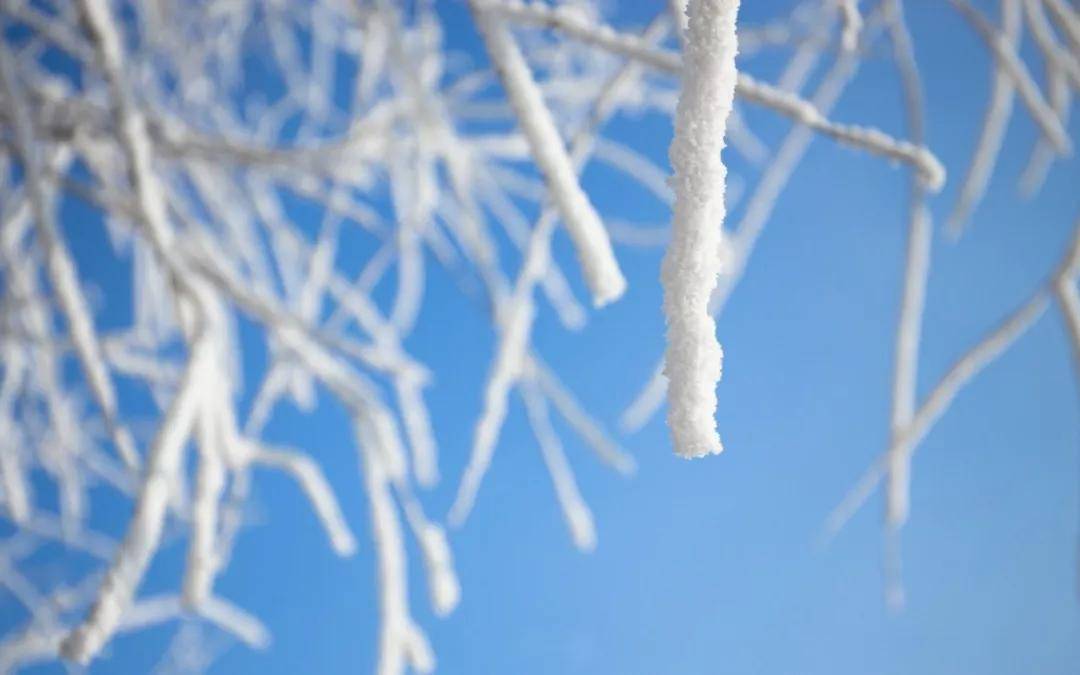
xmin=0 ymin=0 xmax=1075 ymax=671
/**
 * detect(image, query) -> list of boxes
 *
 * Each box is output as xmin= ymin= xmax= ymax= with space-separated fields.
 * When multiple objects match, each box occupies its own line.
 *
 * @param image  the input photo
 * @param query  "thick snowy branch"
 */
xmin=662 ymin=0 xmax=741 ymax=458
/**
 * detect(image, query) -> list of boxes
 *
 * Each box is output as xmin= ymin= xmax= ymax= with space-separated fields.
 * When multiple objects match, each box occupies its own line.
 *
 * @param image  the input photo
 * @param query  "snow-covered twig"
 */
xmin=883 ymin=0 xmax=933 ymax=538
xmin=61 ymin=328 xmax=214 ymax=664
xmin=1055 ymin=278 xmax=1080 ymax=375
xmin=469 ymin=0 xmax=626 ymax=307
xmin=946 ymin=0 xmax=1022 ymax=235
xmin=520 ymin=381 xmax=597 ymax=550
xmin=662 ymin=0 xmax=741 ymax=458
xmin=1019 ymin=0 xmax=1076 ymax=196
xmin=356 ymin=422 xmax=434 ymax=675
xmin=249 ymin=446 xmax=358 ymax=556
xmin=448 ymin=12 xmax=661 ymax=525
xmin=827 ymin=288 xmax=1050 ymax=539
xmin=483 ymin=0 xmax=945 ymax=189
xmin=1042 ymin=0 xmax=1080 ymax=52
xmin=949 ymin=0 xmax=1072 ymax=155
xmin=839 ymin=0 xmax=863 ymax=50
xmin=0 ymin=37 xmax=139 ymax=471
xmin=827 ymin=218 xmax=1080 ymax=541
xmin=623 ymin=14 xmax=878 ymax=433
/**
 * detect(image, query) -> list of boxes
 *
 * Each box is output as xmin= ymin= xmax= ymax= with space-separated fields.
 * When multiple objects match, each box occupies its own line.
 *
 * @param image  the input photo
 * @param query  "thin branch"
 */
xmin=468 ymin=0 xmax=626 ymax=307
xmin=0 ymin=34 xmax=140 ymax=471
xmin=483 ymin=0 xmax=946 ymax=189
xmin=949 ymin=0 xmax=1072 ymax=155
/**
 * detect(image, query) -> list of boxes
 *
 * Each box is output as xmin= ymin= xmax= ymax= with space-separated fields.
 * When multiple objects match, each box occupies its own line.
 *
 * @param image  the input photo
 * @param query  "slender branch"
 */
xmin=468 ymin=0 xmax=626 ymax=307
xmin=827 ymin=217 xmax=1080 ymax=540
xmin=945 ymin=0 xmax=1022 ymax=235
xmin=949 ymin=0 xmax=1072 ymax=155
xmin=0 ymin=35 xmax=139 ymax=471
xmin=482 ymin=0 xmax=946 ymax=189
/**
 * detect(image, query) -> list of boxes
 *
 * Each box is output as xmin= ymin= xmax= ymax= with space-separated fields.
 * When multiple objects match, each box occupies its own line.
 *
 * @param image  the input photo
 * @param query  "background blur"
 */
xmin=6 ymin=1 xmax=1080 ymax=673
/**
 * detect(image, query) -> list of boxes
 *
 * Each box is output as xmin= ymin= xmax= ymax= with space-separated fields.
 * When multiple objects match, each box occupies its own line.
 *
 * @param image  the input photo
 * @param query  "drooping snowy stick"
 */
xmin=520 ymin=381 xmax=596 ymax=551
xmin=447 ymin=14 xmax=660 ymax=527
xmin=662 ymin=0 xmax=740 ymax=458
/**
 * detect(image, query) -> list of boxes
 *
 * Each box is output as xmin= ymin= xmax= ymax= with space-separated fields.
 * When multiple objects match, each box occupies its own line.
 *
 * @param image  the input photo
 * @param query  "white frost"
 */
xmin=662 ymin=0 xmax=741 ymax=458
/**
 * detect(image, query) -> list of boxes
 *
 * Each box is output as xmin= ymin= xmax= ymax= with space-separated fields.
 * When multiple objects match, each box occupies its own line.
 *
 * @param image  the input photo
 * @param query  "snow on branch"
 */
xmin=484 ymin=0 xmax=945 ymax=190
xmin=60 ymin=325 xmax=214 ymax=663
xmin=448 ymin=13 xmax=655 ymax=526
xmin=469 ymin=0 xmax=627 ymax=307
xmin=0 ymin=38 xmax=139 ymax=472
xmin=826 ymin=218 xmax=1080 ymax=541
xmin=839 ymin=0 xmax=863 ymax=51
xmin=249 ymin=446 xmax=359 ymax=556
xmin=825 ymin=286 xmax=1050 ymax=539
xmin=662 ymin=0 xmax=741 ymax=458
xmin=946 ymin=0 xmax=1022 ymax=235
xmin=949 ymin=0 xmax=1072 ymax=155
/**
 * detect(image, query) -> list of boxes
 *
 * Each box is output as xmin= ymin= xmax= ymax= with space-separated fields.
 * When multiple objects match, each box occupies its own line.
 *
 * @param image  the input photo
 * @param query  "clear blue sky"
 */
xmin=8 ymin=1 xmax=1080 ymax=673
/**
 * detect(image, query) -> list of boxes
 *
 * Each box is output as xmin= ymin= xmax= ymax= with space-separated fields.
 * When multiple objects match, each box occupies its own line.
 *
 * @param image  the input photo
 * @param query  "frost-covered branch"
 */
xmin=882 ymin=0 xmax=933 ymax=599
xmin=469 ymin=0 xmax=627 ymax=307
xmin=946 ymin=0 xmax=1022 ymax=235
xmin=448 ymin=12 xmax=660 ymax=525
xmin=0 ymin=35 xmax=139 ymax=471
xmin=484 ymin=0 xmax=945 ymax=189
xmin=827 ymin=216 xmax=1080 ymax=545
xmin=661 ymin=0 xmax=741 ymax=458
xmin=623 ymin=12 xmax=880 ymax=433
xmin=949 ymin=0 xmax=1072 ymax=155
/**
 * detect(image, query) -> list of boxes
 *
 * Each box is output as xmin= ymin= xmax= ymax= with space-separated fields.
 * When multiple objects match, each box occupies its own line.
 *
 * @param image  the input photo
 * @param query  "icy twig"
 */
xmin=661 ymin=0 xmax=741 ymax=458
xmin=61 ymin=329 xmax=214 ymax=663
xmin=826 ymin=219 xmax=1080 ymax=540
xmin=250 ymin=445 xmax=358 ymax=556
xmin=469 ymin=0 xmax=626 ymax=306
xmin=622 ymin=8 xmax=886 ymax=433
xmin=484 ymin=0 xmax=945 ymax=189
xmin=356 ymin=421 xmax=434 ymax=675
xmin=448 ymin=13 xmax=661 ymax=525
xmin=884 ymin=0 xmax=934 ymax=534
xmin=839 ymin=0 xmax=863 ymax=51
xmin=949 ymin=0 xmax=1072 ymax=155
xmin=520 ymin=381 xmax=596 ymax=550
xmin=945 ymin=0 xmax=1022 ymax=236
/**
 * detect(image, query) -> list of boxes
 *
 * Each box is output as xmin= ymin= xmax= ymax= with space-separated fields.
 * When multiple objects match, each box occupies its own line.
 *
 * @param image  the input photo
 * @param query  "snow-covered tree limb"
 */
xmin=661 ymin=0 xmax=741 ymax=458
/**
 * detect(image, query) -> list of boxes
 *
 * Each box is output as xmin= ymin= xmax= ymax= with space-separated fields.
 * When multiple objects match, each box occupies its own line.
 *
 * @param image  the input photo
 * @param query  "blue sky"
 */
xmin=6 ymin=1 xmax=1080 ymax=673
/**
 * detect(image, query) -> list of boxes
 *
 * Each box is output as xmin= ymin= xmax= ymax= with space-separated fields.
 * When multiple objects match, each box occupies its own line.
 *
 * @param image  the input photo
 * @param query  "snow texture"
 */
xmin=662 ymin=0 xmax=741 ymax=458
